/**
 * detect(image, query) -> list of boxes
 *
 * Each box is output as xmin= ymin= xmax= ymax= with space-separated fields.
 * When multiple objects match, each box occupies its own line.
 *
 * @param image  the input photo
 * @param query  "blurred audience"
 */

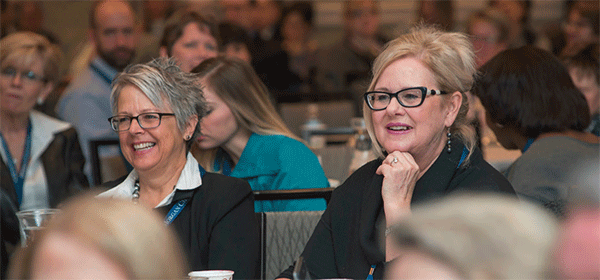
xmin=191 ymin=57 xmax=329 ymax=212
xmin=57 ymin=0 xmax=140 ymax=182
xmin=488 ymin=0 xmax=541 ymax=48
xmin=315 ymin=0 xmax=387 ymax=113
xmin=142 ymin=0 xmax=176 ymax=39
xmin=563 ymin=44 xmax=600 ymax=136
xmin=386 ymin=194 xmax=558 ymax=279
xmin=99 ymin=58 xmax=260 ymax=278
xmin=1 ymin=31 xmax=89 ymax=277
xmin=415 ymin=0 xmax=455 ymax=31
xmin=8 ymin=193 xmax=188 ymax=279
xmin=160 ymin=11 xmax=220 ymax=73
xmin=473 ymin=46 xmax=599 ymax=217
xmin=466 ymin=8 xmax=511 ymax=68
xmin=560 ymin=0 xmax=598 ymax=58
xmin=219 ymin=22 xmax=252 ymax=63
xmin=12 ymin=2 xmax=60 ymax=45
xmin=252 ymin=0 xmax=283 ymax=43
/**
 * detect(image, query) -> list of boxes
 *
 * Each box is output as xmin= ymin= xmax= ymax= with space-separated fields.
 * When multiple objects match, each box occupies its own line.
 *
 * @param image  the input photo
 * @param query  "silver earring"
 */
xmin=185 ymin=135 xmax=191 ymax=140
xmin=446 ymin=129 xmax=452 ymax=153
xmin=37 ymin=97 xmax=45 ymax=105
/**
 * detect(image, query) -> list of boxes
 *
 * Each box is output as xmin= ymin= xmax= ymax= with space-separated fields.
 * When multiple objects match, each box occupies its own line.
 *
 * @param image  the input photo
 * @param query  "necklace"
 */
xmin=132 ymin=180 xmax=140 ymax=204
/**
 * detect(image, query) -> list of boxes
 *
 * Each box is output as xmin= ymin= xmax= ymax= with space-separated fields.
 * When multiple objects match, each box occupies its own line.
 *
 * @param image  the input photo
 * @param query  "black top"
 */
xmin=279 ymin=140 xmax=515 ymax=279
xmin=105 ymin=172 xmax=261 ymax=280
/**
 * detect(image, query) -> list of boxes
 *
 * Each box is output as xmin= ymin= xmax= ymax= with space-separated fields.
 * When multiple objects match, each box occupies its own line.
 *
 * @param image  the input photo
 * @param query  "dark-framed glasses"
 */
xmin=108 ymin=112 xmax=175 ymax=132
xmin=0 ymin=67 xmax=46 ymax=83
xmin=364 ymin=87 xmax=448 ymax=110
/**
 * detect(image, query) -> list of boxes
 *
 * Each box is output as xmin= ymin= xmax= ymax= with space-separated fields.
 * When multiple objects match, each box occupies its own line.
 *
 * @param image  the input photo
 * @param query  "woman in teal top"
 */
xmin=191 ymin=57 xmax=329 ymax=212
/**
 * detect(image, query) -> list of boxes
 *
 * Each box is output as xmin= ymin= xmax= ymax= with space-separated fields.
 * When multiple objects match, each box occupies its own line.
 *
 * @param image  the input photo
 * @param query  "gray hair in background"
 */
xmin=388 ymin=193 xmax=558 ymax=279
xmin=110 ymin=58 xmax=207 ymax=150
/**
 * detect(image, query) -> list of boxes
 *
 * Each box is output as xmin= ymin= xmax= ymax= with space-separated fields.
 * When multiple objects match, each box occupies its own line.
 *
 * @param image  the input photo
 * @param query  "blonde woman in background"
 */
xmin=8 ymin=193 xmax=187 ymax=279
xmin=191 ymin=56 xmax=329 ymax=212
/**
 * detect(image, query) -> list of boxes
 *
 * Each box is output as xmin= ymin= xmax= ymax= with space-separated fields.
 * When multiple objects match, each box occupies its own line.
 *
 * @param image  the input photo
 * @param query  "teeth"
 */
xmin=389 ymin=126 xmax=410 ymax=131
xmin=133 ymin=142 xmax=155 ymax=151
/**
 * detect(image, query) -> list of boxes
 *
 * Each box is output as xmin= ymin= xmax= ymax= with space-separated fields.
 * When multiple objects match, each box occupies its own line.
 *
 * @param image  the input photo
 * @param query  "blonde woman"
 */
xmin=191 ymin=56 xmax=329 ymax=212
xmin=9 ymin=193 xmax=188 ymax=279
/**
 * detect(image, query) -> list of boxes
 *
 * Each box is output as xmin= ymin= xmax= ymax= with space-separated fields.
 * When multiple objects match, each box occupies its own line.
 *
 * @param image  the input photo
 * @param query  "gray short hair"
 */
xmin=110 ymin=58 xmax=206 ymax=150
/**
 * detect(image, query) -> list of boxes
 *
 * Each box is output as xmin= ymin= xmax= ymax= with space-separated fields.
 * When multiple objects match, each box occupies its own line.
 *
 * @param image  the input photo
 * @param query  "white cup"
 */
xmin=188 ymin=270 xmax=234 ymax=280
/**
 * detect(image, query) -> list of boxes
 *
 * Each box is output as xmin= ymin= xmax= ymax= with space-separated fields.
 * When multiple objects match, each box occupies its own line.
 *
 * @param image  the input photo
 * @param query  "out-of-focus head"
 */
xmin=363 ymin=25 xmax=477 ymax=162
xmin=467 ymin=8 xmax=511 ymax=67
xmin=416 ymin=0 xmax=454 ymax=31
xmin=386 ymin=194 xmax=558 ymax=279
xmin=563 ymin=44 xmax=600 ymax=115
xmin=160 ymin=12 xmax=220 ymax=73
xmin=89 ymin=0 xmax=139 ymax=71
xmin=344 ymin=0 xmax=380 ymax=39
xmin=473 ymin=46 xmax=591 ymax=145
xmin=111 ymin=58 xmax=206 ymax=152
xmin=564 ymin=1 xmax=599 ymax=47
xmin=0 ymin=32 xmax=62 ymax=117
xmin=220 ymin=0 xmax=253 ymax=31
xmin=14 ymin=1 xmax=44 ymax=33
xmin=281 ymin=1 xmax=314 ymax=43
xmin=8 ymin=193 xmax=188 ymax=279
xmin=219 ymin=22 xmax=252 ymax=63
xmin=488 ymin=0 xmax=531 ymax=25
xmin=252 ymin=0 xmax=282 ymax=31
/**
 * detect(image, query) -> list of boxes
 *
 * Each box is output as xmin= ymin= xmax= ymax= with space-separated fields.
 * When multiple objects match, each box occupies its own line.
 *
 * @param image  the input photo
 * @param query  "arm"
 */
xmin=208 ymin=179 xmax=260 ymax=280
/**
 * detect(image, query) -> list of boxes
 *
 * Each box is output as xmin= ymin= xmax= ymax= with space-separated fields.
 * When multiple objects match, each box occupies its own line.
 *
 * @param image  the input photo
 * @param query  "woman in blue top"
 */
xmin=191 ymin=56 xmax=329 ymax=212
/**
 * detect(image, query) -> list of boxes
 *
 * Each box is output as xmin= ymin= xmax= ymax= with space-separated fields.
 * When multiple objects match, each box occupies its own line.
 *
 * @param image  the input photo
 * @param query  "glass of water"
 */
xmin=15 ymin=209 xmax=60 ymax=247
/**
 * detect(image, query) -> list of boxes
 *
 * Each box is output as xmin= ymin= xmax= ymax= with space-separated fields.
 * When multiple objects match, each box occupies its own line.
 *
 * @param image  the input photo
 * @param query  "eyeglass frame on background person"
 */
xmin=364 ymin=86 xmax=448 ymax=110
xmin=0 ymin=66 xmax=46 ymax=84
xmin=108 ymin=112 xmax=175 ymax=132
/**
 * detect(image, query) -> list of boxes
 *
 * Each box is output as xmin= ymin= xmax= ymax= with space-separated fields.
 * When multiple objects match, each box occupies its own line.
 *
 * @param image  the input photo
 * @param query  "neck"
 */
xmin=1 ymin=111 xmax=29 ymax=134
xmin=414 ymin=139 xmax=445 ymax=179
xmin=222 ymin=129 xmax=252 ymax=165
xmin=137 ymin=154 xmax=188 ymax=206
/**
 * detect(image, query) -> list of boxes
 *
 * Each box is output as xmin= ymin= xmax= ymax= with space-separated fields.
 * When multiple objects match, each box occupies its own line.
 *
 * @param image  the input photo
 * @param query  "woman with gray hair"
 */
xmin=277 ymin=25 xmax=515 ymax=280
xmin=98 ymin=58 xmax=260 ymax=279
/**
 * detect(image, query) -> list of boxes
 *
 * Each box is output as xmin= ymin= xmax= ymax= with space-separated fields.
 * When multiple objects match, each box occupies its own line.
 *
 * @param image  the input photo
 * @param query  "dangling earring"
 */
xmin=446 ymin=128 xmax=452 ymax=153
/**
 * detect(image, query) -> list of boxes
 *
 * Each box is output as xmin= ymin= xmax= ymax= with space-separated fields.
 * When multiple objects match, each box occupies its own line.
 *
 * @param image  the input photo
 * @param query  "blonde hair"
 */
xmin=363 ymin=25 xmax=477 ymax=163
xmin=0 ymin=31 xmax=62 ymax=85
xmin=191 ymin=56 xmax=298 ymax=172
xmin=8 ymin=192 xmax=188 ymax=279
xmin=389 ymin=194 xmax=558 ymax=279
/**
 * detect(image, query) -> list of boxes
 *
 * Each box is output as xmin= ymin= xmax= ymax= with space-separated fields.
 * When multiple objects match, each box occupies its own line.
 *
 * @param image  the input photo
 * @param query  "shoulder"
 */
xmin=200 ymin=172 xmax=253 ymax=200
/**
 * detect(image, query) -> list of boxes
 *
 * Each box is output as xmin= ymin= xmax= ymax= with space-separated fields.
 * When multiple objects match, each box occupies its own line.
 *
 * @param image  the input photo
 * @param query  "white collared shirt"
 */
xmin=98 ymin=153 xmax=202 ymax=208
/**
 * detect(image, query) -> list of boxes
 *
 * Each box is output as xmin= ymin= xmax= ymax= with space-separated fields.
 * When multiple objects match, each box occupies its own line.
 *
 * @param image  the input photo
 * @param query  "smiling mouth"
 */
xmin=388 ymin=125 xmax=412 ymax=131
xmin=133 ymin=142 xmax=155 ymax=151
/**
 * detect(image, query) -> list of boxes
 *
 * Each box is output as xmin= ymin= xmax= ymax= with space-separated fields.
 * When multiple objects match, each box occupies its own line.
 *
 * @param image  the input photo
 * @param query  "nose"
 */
xmin=386 ymin=97 xmax=405 ymax=115
xmin=128 ymin=117 xmax=144 ymax=134
xmin=10 ymin=73 xmax=22 ymax=87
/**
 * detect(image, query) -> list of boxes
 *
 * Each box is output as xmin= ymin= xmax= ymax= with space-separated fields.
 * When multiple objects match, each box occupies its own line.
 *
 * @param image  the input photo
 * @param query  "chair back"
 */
xmin=89 ymin=139 xmax=129 ymax=185
xmin=264 ymin=211 xmax=324 ymax=280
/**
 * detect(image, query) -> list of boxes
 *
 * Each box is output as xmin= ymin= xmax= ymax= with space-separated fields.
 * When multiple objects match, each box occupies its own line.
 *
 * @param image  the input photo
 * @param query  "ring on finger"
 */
xmin=392 ymin=157 xmax=398 ymax=165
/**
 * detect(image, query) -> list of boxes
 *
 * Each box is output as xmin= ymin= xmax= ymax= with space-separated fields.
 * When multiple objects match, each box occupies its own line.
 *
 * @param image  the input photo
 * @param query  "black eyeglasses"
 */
xmin=1 ymin=67 xmax=46 ymax=83
xmin=364 ymin=87 xmax=448 ymax=110
xmin=108 ymin=113 xmax=175 ymax=132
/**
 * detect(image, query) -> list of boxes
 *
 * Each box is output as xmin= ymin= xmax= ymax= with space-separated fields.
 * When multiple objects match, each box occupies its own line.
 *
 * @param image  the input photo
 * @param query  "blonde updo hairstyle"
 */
xmin=364 ymin=25 xmax=477 ymax=163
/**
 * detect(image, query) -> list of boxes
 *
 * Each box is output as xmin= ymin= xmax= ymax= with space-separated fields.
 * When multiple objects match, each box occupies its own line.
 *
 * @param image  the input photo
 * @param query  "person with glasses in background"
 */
xmin=98 ymin=58 xmax=260 ymax=279
xmin=1 ymin=32 xmax=89 ymax=278
xmin=276 ymin=25 xmax=515 ymax=280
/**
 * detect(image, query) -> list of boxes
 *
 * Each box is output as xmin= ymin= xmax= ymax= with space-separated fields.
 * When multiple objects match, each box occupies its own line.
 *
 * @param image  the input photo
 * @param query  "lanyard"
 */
xmin=89 ymin=63 xmax=113 ymax=85
xmin=522 ymin=138 xmax=535 ymax=153
xmin=164 ymin=199 xmax=188 ymax=225
xmin=0 ymin=121 xmax=32 ymax=206
xmin=366 ymin=264 xmax=376 ymax=280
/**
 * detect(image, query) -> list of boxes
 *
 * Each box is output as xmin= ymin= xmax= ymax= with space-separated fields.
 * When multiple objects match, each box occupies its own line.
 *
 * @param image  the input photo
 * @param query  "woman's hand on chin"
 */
xmin=376 ymin=151 xmax=419 ymax=224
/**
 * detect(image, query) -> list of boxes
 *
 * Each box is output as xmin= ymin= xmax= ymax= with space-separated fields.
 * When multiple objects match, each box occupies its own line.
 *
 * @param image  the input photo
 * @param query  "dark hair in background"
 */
xmin=488 ymin=0 xmax=532 ymax=25
xmin=563 ymin=43 xmax=599 ymax=83
xmin=160 ymin=11 xmax=220 ymax=55
xmin=473 ymin=46 xmax=590 ymax=138
xmin=282 ymin=1 xmax=314 ymax=27
xmin=570 ymin=0 xmax=600 ymax=36
xmin=218 ymin=22 xmax=251 ymax=48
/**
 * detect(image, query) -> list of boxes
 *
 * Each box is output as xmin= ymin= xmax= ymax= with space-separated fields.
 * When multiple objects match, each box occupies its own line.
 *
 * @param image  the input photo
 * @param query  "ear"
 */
xmin=38 ymin=82 xmax=55 ymax=103
xmin=443 ymin=91 xmax=462 ymax=128
xmin=159 ymin=46 xmax=169 ymax=58
xmin=88 ymin=28 xmax=97 ymax=47
xmin=184 ymin=114 xmax=199 ymax=140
